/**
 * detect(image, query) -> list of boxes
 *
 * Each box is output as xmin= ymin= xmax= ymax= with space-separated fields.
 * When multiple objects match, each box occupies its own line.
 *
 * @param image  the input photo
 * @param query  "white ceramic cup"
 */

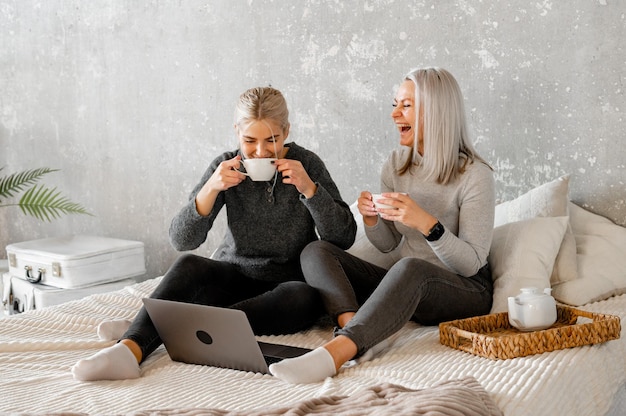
xmin=372 ymin=194 xmax=395 ymax=209
xmin=372 ymin=193 xmax=407 ymax=209
xmin=241 ymin=158 xmax=277 ymax=181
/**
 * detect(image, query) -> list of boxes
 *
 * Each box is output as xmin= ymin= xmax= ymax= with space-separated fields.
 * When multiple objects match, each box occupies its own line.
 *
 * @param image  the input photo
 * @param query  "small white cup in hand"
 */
xmin=372 ymin=193 xmax=407 ymax=209
xmin=372 ymin=194 xmax=395 ymax=209
xmin=241 ymin=158 xmax=277 ymax=181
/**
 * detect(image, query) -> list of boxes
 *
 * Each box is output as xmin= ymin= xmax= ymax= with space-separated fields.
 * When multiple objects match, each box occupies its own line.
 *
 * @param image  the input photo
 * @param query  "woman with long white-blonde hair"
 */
xmin=270 ymin=67 xmax=495 ymax=384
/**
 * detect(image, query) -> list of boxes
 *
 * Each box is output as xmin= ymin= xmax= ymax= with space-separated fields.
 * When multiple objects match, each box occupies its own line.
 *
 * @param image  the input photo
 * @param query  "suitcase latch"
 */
xmin=51 ymin=262 xmax=61 ymax=277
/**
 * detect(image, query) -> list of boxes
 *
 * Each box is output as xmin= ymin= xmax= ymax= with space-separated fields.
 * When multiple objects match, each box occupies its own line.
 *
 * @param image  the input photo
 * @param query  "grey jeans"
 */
xmin=300 ymin=240 xmax=493 ymax=357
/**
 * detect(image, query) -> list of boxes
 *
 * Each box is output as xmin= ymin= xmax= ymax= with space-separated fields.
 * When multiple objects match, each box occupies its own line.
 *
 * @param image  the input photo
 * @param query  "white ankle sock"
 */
xmin=71 ymin=343 xmax=140 ymax=381
xmin=97 ymin=319 xmax=132 ymax=341
xmin=269 ymin=347 xmax=336 ymax=384
xmin=356 ymin=338 xmax=392 ymax=364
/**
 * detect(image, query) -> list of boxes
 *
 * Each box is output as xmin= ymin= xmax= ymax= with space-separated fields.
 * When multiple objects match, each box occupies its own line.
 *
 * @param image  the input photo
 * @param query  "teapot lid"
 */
xmin=516 ymin=287 xmax=553 ymax=301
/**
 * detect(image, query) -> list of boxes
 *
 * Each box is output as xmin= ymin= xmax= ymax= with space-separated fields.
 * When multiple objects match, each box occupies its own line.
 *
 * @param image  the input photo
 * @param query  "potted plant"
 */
xmin=0 ymin=167 xmax=91 ymax=221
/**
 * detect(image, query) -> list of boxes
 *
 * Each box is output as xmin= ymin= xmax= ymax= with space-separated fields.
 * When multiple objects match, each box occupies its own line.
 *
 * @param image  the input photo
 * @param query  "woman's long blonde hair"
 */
xmin=399 ymin=67 xmax=491 ymax=183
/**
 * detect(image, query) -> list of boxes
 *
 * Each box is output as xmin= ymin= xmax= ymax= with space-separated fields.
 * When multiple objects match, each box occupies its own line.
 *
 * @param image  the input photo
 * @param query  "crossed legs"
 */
xmin=270 ymin=241 xmax=493 ymax=384
xmin=72 ymin=254 xmax=323 ymax=381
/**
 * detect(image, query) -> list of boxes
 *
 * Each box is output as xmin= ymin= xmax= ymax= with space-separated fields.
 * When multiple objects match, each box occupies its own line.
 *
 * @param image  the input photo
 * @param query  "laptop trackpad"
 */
xmin=258 ymin=341 xmax=311 ymax=359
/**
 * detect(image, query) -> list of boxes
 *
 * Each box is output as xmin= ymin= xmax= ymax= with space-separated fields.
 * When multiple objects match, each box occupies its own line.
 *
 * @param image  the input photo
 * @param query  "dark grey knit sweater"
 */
xmin=169 ymin=142 xmax=356 ymax=282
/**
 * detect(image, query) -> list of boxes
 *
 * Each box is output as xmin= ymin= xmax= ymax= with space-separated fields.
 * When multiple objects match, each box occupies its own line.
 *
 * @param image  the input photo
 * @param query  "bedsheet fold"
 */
xmin=127 ymin=377 xmax=502 ymax=416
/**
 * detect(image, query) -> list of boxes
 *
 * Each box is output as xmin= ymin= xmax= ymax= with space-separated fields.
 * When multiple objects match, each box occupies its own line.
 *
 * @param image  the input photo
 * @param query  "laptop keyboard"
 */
xmin=258 ymin=341 xmax=311 ymax=367
xmin=263 ymin=355 xmax=282 ymax=366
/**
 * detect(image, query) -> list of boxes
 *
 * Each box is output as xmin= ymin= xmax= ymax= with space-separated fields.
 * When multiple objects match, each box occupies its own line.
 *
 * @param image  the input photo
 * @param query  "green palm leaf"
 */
xmin=18 ymin=184 xmax=92 ymax=222
xmin=0 ymin=167 xmax=92 ymax=222
xmin=0 ymin=167 xmax=59 ymax=202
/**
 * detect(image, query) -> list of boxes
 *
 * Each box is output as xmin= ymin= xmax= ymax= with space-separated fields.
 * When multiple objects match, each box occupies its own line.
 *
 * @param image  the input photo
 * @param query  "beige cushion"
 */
xmin=551 ymin=202 xmax=626 ymax=305
xmin=489 ymin=216 xmax=568 ymax=313
xmin=494 ymin=175 xmax=578 ymax=285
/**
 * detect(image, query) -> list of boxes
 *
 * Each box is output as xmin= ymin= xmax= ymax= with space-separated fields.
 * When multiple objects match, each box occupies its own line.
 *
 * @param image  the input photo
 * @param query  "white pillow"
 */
xmin=494 ymin=175 xmax=578 ymax=285
xmin=346 ymin=202 xmax=399 ymax=269
xmin=551 ymin=202 xmax=626 ymax=305
xmin=489 ymin=216 xmax=568 ymax=313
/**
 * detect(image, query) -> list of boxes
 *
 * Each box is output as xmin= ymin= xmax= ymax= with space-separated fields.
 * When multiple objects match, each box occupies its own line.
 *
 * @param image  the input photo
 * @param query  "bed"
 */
xmin=1 ymin=176 xmax=625 ymax=416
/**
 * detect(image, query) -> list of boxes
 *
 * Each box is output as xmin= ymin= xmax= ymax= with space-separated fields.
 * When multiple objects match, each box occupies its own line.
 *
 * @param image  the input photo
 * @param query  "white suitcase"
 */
xmin=2 ymin=272 xmax=135 ymax=315
xmin=6 ymin=235 xmax=146 ymax=289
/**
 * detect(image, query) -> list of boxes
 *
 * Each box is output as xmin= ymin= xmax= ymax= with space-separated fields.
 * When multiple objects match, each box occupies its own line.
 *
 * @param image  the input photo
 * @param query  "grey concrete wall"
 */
xmin=1 ymin=1 xmax=624 ymax=279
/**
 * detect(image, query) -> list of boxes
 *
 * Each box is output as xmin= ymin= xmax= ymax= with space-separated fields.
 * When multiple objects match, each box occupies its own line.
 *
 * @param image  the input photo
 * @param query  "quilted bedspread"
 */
xmin=1 ymin=277 xmax=625 ymax=415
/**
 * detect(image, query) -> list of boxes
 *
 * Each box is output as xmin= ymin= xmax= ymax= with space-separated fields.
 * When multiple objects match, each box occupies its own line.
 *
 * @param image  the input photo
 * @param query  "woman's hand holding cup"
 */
xmin=208 ymin=155 xmax=246 ymax=192
xmin=358 ymin=191 xmax=379 ymax=226
xmin=274 ymin=158 xmax=317 ymax=198
xmin=195 ymin=156 xmax=245 ymax=217
xmin=362 ymin=192 xmax=411 ymax=225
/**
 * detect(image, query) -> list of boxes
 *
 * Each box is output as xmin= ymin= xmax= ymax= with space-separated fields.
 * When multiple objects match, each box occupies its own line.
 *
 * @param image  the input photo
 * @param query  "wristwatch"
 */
xmin=424 ymin=221 xmax=445 ymax=242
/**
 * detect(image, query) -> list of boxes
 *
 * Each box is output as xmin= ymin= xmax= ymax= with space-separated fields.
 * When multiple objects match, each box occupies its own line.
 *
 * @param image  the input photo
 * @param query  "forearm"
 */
xmin=194 ymin=185 xmax=221 ymax=217
xmin=365 ymin=218 xmax=403 ymax=253
xmin=169 ymin=200 xmax=215 ymax=251
xmin=302 ymin=184 xmax=356 ymax=249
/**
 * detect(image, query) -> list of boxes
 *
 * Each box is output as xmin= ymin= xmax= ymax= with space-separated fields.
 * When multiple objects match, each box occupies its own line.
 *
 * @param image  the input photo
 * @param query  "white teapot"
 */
xmin=507 ymin=287 xmax=557 ymax=331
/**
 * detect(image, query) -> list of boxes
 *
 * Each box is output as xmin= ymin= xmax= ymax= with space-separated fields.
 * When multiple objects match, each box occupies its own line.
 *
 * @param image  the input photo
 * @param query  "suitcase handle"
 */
xmin=24 ymin=266 xmax=44 ymax=284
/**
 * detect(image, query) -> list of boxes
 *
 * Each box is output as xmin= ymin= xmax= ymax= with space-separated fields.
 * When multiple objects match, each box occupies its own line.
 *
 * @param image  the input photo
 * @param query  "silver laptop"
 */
xmin=142 ymin=298 xmax=311 ymax=374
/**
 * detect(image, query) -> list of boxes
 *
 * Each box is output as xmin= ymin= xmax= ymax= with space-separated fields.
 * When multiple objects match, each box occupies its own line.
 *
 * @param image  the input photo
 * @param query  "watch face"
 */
xmin=426 ymin=222 xmax=444 ymax=241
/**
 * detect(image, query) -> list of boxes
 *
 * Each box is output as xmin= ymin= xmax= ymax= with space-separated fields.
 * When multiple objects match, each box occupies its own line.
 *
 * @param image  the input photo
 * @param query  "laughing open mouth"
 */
xmin=398 ymin=124 xmax=412 ymax=133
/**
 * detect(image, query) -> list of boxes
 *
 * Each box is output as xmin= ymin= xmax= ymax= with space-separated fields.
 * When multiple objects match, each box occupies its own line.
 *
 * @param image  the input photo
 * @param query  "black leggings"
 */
xmin=123 ymin=253 xmax=323 ymax=363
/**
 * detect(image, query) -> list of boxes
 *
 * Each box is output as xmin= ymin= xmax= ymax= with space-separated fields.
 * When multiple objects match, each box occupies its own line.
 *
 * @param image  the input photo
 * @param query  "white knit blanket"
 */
xmin=1 ymin=277 xmax=624 ymax=416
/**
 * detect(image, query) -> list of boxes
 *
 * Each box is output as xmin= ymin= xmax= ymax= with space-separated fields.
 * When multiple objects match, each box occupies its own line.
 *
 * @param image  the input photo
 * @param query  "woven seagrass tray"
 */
xmin=439 ymin=305 xmax=621 ymax=360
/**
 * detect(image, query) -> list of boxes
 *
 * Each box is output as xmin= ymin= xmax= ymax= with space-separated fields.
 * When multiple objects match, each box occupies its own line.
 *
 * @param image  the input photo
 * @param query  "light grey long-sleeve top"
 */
xmin=169 ymin=142 xmax=357 ymax=282
xmin=365 ymin=147 xmax=495 ymax=277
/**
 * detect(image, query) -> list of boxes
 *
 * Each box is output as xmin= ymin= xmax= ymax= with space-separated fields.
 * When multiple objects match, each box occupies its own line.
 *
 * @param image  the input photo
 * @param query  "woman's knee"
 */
xmin=379 ymin=257 xmax=437 ymax=294
xmin=391 ymin=257 xmax=437 ymax=275
xmin=170 ymin=253 xmax=205 ymax=271
xmin=301 ymin=240 xmax=337 ymax=260
xmin=160 ymin=253 xmax=219 ymax=290
xmin=300 ymin=240 xmax=340 ymax=272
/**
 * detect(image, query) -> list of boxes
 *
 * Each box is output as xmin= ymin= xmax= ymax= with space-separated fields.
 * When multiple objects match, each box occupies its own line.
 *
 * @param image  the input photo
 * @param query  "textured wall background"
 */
xmin=1 ymin=0 xmax=624 ymax=280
